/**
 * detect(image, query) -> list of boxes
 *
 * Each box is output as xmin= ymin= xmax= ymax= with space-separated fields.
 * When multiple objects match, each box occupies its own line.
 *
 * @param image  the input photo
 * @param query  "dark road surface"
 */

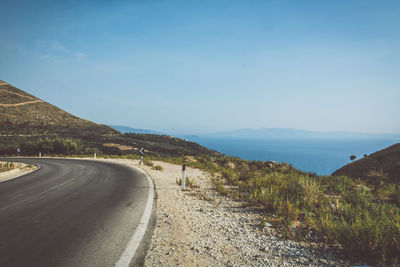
xmin=0 ymin=158 xmax=153 ymax=267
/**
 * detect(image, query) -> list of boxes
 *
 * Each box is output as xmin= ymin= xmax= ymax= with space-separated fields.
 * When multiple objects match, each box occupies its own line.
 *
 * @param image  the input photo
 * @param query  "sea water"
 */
xmin=188 ymin=137 xmax=398 ymax=175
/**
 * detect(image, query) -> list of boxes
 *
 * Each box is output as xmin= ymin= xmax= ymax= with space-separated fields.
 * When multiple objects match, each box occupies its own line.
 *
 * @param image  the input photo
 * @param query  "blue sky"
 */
xmin=1 ymin=0 xmax=399 ymax=134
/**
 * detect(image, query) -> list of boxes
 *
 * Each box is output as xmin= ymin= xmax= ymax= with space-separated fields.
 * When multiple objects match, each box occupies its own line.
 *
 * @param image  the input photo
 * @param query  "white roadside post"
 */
xmin=94 ymin=153 xmax=96 ymax=159
xmin=39 ymin=152 xmax=41 ymax=157
xmin=182 ymin=164 xmax=186 ymax=189
xmin=139 ymin=148 xmax=144 ymax=165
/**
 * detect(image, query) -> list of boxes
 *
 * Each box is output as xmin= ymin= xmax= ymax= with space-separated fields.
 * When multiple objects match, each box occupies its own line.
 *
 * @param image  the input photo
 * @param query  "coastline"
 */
xmin=188 ymin=136 xmax=398 ymax=175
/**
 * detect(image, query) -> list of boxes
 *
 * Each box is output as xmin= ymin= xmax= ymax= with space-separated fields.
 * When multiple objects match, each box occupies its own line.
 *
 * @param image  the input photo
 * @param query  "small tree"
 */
xmin=363 ymin=154 xmax=368 ymax=158
xmin=350 ymin=155 xmax=356 ymax=161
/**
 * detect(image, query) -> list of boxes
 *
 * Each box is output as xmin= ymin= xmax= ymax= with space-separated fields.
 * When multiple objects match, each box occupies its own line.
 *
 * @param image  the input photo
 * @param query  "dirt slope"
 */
xmin=333 ymin=143 xmax=400 ymax=184
xmin=0 ymin=80 xmax=219 ymax=157
xmin=0 ymin=80 xmax=117 ymax=136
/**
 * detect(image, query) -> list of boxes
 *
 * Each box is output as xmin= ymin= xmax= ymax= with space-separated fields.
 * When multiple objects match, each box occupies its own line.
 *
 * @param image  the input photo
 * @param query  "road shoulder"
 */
xmin=0 ymin=161 xmax=38 ymax=183
xmin=138 ymin=160 xmax=351 ymax=266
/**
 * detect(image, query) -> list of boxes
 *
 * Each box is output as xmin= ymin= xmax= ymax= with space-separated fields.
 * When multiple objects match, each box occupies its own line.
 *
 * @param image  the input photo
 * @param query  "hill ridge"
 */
xmin=333 ymin=143 xmax=400 ymax=184
xmin=0 ymin=80 xmax=117 ymax=136
xmin=0 ymin=80 xmax=219 ymax=157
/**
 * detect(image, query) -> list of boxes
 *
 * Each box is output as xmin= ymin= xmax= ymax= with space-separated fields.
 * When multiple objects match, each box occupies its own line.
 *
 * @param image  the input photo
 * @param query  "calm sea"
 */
xmin=188 ymin=137 xmax=399 ymax=175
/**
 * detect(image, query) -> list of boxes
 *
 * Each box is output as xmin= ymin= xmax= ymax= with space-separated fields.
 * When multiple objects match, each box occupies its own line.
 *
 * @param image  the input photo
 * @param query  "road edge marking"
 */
xmin=115 ymin=165 xmax=154 ymax=267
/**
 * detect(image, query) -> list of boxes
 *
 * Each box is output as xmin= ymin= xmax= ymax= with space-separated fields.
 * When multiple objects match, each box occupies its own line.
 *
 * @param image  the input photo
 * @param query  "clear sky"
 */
xmin=1 ymin=0 xmax=399 ymax=134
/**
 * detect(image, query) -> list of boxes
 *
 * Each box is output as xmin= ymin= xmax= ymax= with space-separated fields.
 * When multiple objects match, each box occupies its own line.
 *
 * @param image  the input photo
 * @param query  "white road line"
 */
xmin=115 ymin=166 xmax=154 ymax=267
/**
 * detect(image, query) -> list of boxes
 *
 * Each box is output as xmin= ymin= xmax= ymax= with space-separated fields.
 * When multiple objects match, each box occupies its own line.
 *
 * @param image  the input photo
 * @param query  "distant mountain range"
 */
xmin=203 ymin=128 xmax=400 ymax=140
xmin=109 ymin=126 xmax=400 ymax=140
xmin=109 ymin=125 xmax=164 ymax=135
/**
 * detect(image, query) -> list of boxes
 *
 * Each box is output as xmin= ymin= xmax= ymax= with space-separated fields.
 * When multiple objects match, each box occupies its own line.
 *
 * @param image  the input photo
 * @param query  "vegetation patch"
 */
xmin=160 ymin=155 xmax=400 ymax=266
xmin=103 ymin=143 xmax=134 ymax=151
xmin=176 ymin=176 xmax=200 ymax=189
xmin=153 ymin=164 xmax=163 ymax=171
xmin=0 ymin=82 xmax=220 ymax=158
xmin=0 ymin=162 xmax=16 ymax=173
xmin=143 ymin=159 xmax=154 ymax=167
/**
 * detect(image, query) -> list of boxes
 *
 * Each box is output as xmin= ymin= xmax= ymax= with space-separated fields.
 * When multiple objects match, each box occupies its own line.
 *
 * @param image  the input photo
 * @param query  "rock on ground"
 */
xmin=132 ymin=160 xmax=351 ymax=267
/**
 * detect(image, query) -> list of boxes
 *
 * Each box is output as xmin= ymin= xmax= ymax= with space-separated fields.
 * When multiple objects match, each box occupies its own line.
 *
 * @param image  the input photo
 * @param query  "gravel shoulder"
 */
xmin=40 ymin=157 xmax=354 ymax=266
xmin=131 ymin=160 xmax=352 ymax=267
xmin=0 ymin=161 xmax=38 ymax=183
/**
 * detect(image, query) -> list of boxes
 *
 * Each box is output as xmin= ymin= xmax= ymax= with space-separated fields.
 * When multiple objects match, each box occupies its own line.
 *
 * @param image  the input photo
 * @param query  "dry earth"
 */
xmin=0 ymin=161 xmax=38 ymax=182
xmin=124 ymin=160 xmax=356 ymax=267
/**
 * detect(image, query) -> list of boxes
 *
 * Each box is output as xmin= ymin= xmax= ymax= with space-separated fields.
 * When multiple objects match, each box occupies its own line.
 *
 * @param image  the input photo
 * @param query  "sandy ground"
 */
xmin=0 ymin=161 xmax=38 ymax=183
xmin=121 ymin=159 xmax=351 ymax=267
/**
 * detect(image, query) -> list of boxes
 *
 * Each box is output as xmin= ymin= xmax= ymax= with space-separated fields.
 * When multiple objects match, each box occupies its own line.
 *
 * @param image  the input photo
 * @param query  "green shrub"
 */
xmin=317 ymin=194 xmax=400 ymax=265
xmin=0 ymin=162 xmax=16 ymax=172
xmin=143 ymin=159 xmax=154 ymax=167
xmin=153 ymin=165 xmax=163 ymax=171
xmin=159 ymin=155 xmax=400 ymax=265
xmin=176 ymin=176 xmax=199 ymax=189
xmin=221 ymin=168 xmax=238 ymax=185
xmin=212 ymin=177 xmax=228 ymax=195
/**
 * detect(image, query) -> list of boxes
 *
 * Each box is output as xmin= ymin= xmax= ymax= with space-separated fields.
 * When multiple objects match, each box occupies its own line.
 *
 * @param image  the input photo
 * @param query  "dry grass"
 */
xmin=103 ymin=143 xmax=134 ymax=151
xmin=0 ymin=162 xmax=16 ymax=173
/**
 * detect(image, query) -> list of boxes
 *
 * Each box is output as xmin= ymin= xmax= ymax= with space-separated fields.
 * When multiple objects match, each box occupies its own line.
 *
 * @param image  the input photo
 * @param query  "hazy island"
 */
xmin=1 ymin=80 xmax=399 ymax=265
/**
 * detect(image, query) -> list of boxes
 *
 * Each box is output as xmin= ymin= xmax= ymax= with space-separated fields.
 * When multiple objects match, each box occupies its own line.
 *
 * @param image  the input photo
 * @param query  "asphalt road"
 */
xmin=0 ymin=158 xmax=153 ymax=267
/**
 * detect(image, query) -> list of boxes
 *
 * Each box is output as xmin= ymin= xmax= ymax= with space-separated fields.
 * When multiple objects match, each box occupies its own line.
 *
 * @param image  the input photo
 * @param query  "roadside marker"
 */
xmin=139 ymin=148 xmax=144 ymax=165
xmin=182 ymin=164 xmax=186 ymax=189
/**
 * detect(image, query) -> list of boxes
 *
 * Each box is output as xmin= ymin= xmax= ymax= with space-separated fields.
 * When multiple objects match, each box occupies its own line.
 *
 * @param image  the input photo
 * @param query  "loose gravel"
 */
xmin=134 ymin=160 xmax=356 ymax=267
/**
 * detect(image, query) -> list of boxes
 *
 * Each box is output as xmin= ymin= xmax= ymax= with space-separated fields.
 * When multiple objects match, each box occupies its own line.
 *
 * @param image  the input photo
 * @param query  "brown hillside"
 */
xmin=0 ymin=80 xmax=117 ymax=136
xmin=0 ymin=80 xmax=219 ymax=157
xmin=333 ymin=143 xmax=400 ymax=184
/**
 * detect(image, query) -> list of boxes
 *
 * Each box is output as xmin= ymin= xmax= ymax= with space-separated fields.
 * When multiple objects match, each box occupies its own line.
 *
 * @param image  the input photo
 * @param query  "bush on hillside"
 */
xmin=176 ymin=155 xmax=400 ymax=266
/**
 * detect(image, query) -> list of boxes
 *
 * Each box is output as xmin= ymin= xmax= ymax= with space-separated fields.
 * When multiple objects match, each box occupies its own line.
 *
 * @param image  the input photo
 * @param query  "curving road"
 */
xmin=0 ymin=158 xmax=154 ymax=267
